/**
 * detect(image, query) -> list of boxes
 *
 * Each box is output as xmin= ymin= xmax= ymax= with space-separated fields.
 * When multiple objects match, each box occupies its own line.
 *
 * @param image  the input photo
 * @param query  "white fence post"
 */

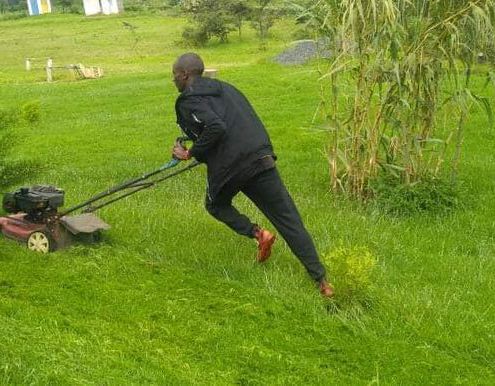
xmin=46 ymin=58 xmax=53 ymax=82
xmin=25 ymin=58 xmax=32 ymax=71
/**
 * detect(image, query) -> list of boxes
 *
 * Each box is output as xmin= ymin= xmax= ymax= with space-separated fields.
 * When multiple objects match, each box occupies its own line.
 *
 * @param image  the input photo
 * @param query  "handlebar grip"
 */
xmin=160 ymin=158 xmax=180 ymax=171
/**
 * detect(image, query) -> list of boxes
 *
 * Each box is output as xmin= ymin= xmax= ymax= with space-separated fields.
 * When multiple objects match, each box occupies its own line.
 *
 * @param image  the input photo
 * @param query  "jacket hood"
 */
xmin=180 ymin=76 xmax=223 ymax=98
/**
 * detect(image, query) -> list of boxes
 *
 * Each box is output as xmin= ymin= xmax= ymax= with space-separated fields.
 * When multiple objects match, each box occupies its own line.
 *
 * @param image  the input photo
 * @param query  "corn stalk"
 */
xmin=306 ymin=0 xmax=495 ymax=198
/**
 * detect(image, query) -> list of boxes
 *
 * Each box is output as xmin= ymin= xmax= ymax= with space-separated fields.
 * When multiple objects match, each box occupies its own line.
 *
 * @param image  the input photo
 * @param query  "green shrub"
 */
xmin=55 ymin=0 xmax=82 ymax=13
xmin=20 ymin=101 xmax=41 ymax=124
xmin=370 ymin=175 xmax=460 ymax=216
xmin=181 ymin=26 xmax=209 ymax=47
xmin=0 ymin=12 xmax=27 ymax=21
xmin=323 ymin=246 xmax=377 ymax=305
xmin=181 ymin=0 xmax=236 ymax=46
xmin=69 ymin=4 xmax=82 ymax=14
xmin=0 ymin=0 xmax=26 ymax=14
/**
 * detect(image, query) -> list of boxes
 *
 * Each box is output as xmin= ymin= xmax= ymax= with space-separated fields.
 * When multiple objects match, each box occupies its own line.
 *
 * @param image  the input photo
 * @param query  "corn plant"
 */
xmin=304 ymin=0 xmax=495 ymax=198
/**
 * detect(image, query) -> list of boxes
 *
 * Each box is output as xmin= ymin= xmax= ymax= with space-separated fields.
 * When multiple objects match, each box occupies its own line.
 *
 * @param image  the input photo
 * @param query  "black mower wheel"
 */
xmin=27 ymin=231 xmax=55 ymax=253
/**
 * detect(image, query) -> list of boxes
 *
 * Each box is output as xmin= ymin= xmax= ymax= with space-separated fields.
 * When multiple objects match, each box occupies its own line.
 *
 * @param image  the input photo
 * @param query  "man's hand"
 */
xmin=172 ymin=141 xmax=191 ymax=160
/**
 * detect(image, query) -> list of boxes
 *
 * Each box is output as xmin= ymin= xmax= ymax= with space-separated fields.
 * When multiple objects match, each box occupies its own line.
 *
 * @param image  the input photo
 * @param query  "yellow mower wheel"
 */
xmin=27 ymin=231 xmax=53 ymax=253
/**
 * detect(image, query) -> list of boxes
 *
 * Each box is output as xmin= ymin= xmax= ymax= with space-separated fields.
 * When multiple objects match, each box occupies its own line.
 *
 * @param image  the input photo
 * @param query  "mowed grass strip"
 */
xmin=1 ymin=13 xmax=495 ymax=384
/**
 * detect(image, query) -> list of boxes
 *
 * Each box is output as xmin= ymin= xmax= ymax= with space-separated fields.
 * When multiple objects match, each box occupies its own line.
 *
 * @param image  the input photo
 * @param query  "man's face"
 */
xmin=172 ymin=65 xmax=188 ymax=92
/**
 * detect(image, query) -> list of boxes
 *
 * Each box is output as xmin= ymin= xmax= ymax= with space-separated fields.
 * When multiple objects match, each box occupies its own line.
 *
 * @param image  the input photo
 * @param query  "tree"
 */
xmin=229 ymin=1 xmax=250 ymax=39
xmin=0 ymin=0 xmax=25 ymax=13
xmin=181 ymin=0 xmax=234 ymax=46
xmin=58 ymin=0 xmax=73 ymax=13
xmin=250 ymin=0 xmax=281 ymax=41
xmin=304 ymin=0 xmax=495 ymax=200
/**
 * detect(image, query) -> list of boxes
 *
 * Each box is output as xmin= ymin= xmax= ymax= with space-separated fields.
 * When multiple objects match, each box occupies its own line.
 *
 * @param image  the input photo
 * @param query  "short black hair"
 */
xmin=174 ymin=52 xmax=204 ymax=76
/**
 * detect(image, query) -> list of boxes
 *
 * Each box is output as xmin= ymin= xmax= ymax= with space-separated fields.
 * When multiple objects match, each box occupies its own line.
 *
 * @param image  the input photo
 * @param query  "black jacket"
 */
xmin=175 ymin=76 xmax=275 ymax=199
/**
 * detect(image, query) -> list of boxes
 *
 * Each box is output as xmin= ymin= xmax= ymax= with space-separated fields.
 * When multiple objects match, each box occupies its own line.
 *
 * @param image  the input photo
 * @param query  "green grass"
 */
xmin=1 ymin=13 xmax=495 ymax=384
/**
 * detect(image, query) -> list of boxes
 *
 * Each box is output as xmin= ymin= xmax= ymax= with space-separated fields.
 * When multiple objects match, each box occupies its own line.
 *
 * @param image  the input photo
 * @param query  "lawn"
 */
xmin=1 ymin=12 xmax=495 ymax=385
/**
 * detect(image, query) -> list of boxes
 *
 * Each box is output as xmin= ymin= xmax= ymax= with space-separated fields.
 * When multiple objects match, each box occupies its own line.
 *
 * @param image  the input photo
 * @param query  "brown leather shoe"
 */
xmin=254 ymin=229 xmax=276 ymax=263
xmin=319 ymin=279 xmax=335 ymax=298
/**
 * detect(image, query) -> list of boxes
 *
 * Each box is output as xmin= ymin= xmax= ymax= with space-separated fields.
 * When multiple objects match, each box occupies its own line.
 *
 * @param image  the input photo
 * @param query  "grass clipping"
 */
xmin=323 ymin=246 xmax=377 ymax=307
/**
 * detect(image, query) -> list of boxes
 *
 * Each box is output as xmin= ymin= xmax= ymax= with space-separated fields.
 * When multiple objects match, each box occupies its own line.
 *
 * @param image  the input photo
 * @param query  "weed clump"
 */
xmin=0 ymin=101 xmax=41 ymax=129
xmin=370 ymin=175 xmax=460 ymax=216
xmin=20 ymin=101 xmax=41 ymax=124
xmin=323 ymin=246 xmax=377 ymax=306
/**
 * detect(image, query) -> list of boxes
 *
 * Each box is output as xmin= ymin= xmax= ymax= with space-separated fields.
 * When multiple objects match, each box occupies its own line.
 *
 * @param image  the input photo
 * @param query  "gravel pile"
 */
xmin=274 ymin=39 xmax=331 ymax=65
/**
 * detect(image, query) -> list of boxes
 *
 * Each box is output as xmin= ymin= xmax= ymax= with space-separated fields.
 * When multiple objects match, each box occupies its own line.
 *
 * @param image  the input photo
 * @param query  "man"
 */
xmin=171 ymin=52 xmax=334 ymax=298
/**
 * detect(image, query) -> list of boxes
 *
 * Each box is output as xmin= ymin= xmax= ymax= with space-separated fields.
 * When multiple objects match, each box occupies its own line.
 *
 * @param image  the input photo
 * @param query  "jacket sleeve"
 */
xmin=183 ymin=96 xmax=226 ymax=161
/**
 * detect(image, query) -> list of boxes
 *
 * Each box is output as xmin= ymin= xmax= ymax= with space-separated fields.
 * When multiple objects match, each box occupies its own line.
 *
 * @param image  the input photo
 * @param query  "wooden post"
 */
xmin=203 ymin=68 xmax=218 ymax=78
xmin=25 ymin=58 xmax=32 ymax=71
xmin=46 ymin=58 xmax=53 ymax=82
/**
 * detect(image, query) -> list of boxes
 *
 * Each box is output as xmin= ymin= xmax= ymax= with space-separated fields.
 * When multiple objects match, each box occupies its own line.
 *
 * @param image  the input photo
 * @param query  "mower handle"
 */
xmin=60 ymin=159 xmax=200 ymax=217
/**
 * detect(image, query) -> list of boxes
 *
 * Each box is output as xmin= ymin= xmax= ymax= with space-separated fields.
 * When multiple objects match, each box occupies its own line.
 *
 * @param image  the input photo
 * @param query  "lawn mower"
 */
xmin=0 ymin=155 xmax=200 ymax=253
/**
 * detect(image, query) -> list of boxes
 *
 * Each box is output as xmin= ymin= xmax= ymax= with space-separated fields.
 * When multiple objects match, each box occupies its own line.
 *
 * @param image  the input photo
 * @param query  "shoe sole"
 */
xmin=257 ymin=234 xmax=276 ymax=263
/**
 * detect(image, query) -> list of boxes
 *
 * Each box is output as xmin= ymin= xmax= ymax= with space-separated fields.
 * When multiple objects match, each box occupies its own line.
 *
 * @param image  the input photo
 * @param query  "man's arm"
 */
xmin=182 ymin=96 xmax=226 ymax=161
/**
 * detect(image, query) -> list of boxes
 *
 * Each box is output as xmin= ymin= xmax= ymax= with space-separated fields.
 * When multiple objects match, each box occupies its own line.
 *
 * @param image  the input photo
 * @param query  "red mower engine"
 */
xmin=1 ymin=185 xmax=109 ymax=253
xmin=3 ymin=185 xmax=64 ymax=223
xmin=0 ymin=185 xmax=66 ymax=253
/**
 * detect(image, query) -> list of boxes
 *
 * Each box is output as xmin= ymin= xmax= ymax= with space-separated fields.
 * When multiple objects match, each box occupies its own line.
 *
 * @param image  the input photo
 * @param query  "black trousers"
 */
xmin=205 ymin=167 xmax=326 ymax=282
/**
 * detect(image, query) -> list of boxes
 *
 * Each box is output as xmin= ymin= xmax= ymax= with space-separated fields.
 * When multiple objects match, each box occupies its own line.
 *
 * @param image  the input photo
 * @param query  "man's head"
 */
xmin=173 ymin=52 xmax=205 ymax=92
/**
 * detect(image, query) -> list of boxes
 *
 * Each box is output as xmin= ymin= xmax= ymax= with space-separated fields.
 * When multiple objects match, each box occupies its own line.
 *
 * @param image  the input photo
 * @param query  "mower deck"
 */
xmin=0 ymin=213 xmax=110 ymax=253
